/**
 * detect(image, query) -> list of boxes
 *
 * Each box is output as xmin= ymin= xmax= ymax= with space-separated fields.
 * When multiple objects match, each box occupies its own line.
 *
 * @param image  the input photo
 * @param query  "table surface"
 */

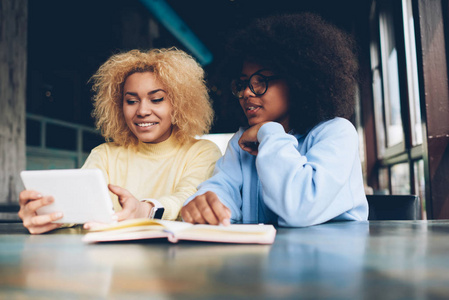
xmin=1 ymin=220 xmax=449 ymax=299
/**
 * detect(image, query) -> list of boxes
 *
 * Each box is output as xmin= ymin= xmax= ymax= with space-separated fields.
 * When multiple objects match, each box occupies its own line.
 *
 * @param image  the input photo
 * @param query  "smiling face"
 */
xmin=238 ymin=61 xmax=291 ymax=132
xmin=122 ymin=72 xmax=173 ymax=144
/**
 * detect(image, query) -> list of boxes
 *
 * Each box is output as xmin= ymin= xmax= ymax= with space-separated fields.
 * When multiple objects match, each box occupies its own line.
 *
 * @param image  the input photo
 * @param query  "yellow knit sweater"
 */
xmin=82 ymin=133 xmax=222 ymax=220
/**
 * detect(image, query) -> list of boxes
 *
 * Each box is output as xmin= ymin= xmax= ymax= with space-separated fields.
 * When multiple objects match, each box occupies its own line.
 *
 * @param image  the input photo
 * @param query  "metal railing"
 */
xmin=26 ymin=113 xmax=101 ymax=169
xmin=26 ymin=113 xmax=232 ymax=170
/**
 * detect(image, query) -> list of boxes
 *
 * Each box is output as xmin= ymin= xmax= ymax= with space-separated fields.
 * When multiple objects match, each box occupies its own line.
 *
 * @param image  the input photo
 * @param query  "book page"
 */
xmin=185 ymin=224 xmax=275 ymax=234
xmin=157 ymin=220 xmax=195 ymax=233
xmin=83 ymin=219 xmax=170 ymax=243
xmin=89 ymin=218 xmax=165 ymax=232
xmin=83 ymin=219 xmax=276 ymax=244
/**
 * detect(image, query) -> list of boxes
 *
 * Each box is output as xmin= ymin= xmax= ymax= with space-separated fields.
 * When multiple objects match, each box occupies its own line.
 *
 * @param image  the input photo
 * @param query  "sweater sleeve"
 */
xmin=256 ymin=119 xmax=361 ymax=227
xmin=81 ymin=145 xmax=109 ymax=181
xmin=156 ymin=140 xmax=223 ymax=220
xmin=185 ymin=130 xmax=245 ymax=223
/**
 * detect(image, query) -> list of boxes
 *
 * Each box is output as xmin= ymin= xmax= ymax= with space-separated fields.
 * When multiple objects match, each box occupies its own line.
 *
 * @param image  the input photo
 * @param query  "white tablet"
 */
xmin=20 ymin=168 xmax=115 ymax=224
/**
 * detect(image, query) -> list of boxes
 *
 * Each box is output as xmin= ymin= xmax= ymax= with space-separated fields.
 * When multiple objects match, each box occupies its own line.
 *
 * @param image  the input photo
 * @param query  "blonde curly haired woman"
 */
xmin=18 ymin=48 xmax=222 ymax=234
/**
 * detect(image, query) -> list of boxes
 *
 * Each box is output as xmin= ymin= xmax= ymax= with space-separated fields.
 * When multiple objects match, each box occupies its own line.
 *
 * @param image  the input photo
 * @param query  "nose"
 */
xmin=136 ymin=100 xmax=152 ymax=117
xmin=241 ymin=84 xmax=255 ymax=99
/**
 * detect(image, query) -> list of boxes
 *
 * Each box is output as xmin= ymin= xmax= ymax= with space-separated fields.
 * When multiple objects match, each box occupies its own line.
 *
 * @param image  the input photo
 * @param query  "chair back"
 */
xmin=366 ymin=194 xmax=419 ymax=220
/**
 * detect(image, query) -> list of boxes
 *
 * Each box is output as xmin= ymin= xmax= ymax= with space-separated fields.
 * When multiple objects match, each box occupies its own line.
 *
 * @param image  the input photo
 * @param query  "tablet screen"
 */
xmin=20 ymin=168 xmax=115 ymax=224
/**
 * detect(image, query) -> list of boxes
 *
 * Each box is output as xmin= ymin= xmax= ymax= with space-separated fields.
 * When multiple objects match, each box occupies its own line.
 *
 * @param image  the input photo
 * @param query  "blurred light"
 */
xmin=139 ymin=0 xmax=213 ymax=66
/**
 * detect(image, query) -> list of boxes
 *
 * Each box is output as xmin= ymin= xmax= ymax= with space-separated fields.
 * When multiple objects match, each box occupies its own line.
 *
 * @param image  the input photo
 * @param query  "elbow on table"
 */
xmin=278 ymin=206 xmax=350 ymax=227
xmin=277 ymin=213 xmax=326 ymax=227
xmin=278 ymin=206 xmax=366 ymax=227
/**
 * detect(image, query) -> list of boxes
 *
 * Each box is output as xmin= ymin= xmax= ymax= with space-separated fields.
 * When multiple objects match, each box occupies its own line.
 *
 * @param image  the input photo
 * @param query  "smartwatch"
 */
xmin=140 ymin=199 xmax=165 ymax=219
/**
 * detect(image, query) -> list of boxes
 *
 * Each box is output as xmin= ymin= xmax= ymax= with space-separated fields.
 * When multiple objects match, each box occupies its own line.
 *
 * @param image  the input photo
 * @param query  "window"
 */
xmin=379 ymin=1 xmax=404 ymax=150
xmin=391 ymin=163 xmax=411 ymax=194
xmin=378 ymin=167 xmax=390 ymax=194
xmin=402 ymin=0 xmax=423 ymax=146
xmin=366 ymin=0 xmax=426 ymax=218
xmin=413 ymin=159 xmax=426 ymax=219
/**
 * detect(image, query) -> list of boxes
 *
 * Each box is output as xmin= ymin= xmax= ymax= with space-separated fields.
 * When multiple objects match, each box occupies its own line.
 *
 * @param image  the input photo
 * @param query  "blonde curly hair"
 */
xmin=90 ymin=48 xmax=214 ymax=146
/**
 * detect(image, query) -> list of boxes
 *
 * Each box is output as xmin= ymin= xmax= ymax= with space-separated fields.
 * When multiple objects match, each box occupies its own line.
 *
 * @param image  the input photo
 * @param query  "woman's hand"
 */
xmin=238 ymin=122 xmax=269 ymax=155
xmin=181 ymin=191 xmax=231 ymax=225
xmin=84 ymin=184 xmax=151 ymax=230
xmin=18 ymin=190 xmax=63 ymax=234
xmin=108 ymin=184 xmax=153 ymax=221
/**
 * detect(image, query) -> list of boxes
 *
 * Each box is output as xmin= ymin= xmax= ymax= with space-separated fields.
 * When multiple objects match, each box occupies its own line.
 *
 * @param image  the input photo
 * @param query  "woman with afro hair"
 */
xmin=182 ymin=13 xmax=368 ymax=227
xmin=19 ymin=48 xmax=222 ymax=234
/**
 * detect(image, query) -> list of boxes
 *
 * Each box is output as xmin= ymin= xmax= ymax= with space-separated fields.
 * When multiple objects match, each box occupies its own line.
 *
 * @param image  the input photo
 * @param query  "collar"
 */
xmin=135 ymin=132 xmax=180 ymax=157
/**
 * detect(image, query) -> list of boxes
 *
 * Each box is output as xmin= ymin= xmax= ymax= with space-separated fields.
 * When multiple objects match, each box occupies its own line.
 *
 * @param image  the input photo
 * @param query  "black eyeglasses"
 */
xmin=231 ymin=70 xmax=280 ymax=99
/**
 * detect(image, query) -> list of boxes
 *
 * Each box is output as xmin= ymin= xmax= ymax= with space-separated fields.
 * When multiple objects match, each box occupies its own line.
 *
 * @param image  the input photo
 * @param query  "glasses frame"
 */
xmin=231 ymin=71 xmax=280 ymax=98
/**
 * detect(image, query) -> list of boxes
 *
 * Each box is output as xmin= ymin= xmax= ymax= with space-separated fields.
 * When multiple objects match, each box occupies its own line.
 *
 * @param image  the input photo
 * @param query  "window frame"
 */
xmin=367 ymin=0 xmax=425 ymax=206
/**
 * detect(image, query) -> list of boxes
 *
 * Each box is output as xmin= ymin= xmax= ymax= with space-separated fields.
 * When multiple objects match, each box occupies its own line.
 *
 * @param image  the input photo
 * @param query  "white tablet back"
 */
xmin=20 ymin=169 xmax=115 ymax=224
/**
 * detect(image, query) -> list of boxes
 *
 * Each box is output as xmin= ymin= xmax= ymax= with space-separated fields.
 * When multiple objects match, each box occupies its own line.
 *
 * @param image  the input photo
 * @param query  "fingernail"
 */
xmin=36 ymin=194 xmax=43 ymax=198
xmin=54 ymin=212 xmax=63 ymax=218
xmin=222 ymin=219 xmax=230 ymax=226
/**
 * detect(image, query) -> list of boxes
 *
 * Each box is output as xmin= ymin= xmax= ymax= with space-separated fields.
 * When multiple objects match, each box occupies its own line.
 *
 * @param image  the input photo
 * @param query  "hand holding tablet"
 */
xmin=20 ymin=169 xmax=115 ymax=224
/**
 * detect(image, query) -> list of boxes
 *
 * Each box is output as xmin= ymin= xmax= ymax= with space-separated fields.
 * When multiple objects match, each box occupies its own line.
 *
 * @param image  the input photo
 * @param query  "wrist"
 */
xmin=140 ymin=201 xmax=154 ymax=219
xmin=140 ymin=199 xmax=165 ymax=219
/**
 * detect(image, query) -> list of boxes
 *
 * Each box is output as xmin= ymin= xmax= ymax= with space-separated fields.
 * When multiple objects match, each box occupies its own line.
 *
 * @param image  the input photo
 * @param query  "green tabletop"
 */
xmin=1 ymin=220 xmax=449 ymax=299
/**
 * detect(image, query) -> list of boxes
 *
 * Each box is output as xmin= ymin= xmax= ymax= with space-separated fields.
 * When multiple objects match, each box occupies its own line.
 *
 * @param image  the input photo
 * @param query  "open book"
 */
xmin=82 ymin=219 xmax=276 ymax=245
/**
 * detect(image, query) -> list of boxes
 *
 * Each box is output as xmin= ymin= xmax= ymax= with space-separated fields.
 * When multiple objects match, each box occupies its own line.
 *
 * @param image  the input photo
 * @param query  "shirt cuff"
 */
xmin=257 ymin=122 xmax=285 ymax=142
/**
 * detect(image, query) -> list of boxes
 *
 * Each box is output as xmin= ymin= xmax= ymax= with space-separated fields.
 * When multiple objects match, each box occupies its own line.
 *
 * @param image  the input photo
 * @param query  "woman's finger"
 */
xmin=206 ymin=192 xmax=231 ymax=226
xmin=238 ymin=141 xmax=259 ymax=155
xmin=28 ymin=223 xmax=63 ymax=235
xmin=108 ymin=184 xmax=133 ymax=198
xmin=25 ymin=211 xmax=63 ymax=228
xmin=113 ymin=210 xmax=130 ymax=222
xmin=181 ymin=208 xmax=193 ymax=223
xmin=24 ymin=196 xmax=55 ymax=214
xmin=19 ymin=190 xmax=43 ymax=206
xmin=183 ymin=200 xmax=207 ymax=224
xmin=195 ymin=196 xmax=220 ymax=225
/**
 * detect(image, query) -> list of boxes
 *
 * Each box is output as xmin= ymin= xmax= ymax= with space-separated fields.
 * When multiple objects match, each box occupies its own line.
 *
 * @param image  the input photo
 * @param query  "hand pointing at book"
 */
xmin=181 ymin=191 xmax=231 ymax=226
xmin=84 ymin=184 xmax=152 ymax=230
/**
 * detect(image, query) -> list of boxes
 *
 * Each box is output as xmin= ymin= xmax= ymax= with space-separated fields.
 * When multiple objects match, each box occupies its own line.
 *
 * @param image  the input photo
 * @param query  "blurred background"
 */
xmin=24 ymin=0 xmax=370 ymax=164
xmin=26 ymin=0 xmax=367 ymax=134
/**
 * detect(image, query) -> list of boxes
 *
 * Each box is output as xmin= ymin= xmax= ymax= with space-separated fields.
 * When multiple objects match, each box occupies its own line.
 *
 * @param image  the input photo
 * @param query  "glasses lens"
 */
xmin=231 ymin=79 xmax=246 ymax=98
xmin=250 ymin=74 xmax=267 ymax=96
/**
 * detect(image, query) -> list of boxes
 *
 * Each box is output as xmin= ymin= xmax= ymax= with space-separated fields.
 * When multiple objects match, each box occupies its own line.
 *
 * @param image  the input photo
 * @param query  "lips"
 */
xmin=244 ymin=104 xmax=262 ymax=115
xmin=136 ymin=122 xmax=157 ymax=127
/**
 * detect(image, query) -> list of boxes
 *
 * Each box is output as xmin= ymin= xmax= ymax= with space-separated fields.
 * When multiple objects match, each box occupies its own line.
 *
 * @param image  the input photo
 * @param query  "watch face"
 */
xmin=153 ymin=207 xmax=165 ymax=219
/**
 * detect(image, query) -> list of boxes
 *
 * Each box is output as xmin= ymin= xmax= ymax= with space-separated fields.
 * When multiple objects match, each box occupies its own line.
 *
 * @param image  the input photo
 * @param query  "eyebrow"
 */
xmin=240 ymin=68 xmax=269 ymax=78
xmin=124 ymin=89 xmax=166 ymax=96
